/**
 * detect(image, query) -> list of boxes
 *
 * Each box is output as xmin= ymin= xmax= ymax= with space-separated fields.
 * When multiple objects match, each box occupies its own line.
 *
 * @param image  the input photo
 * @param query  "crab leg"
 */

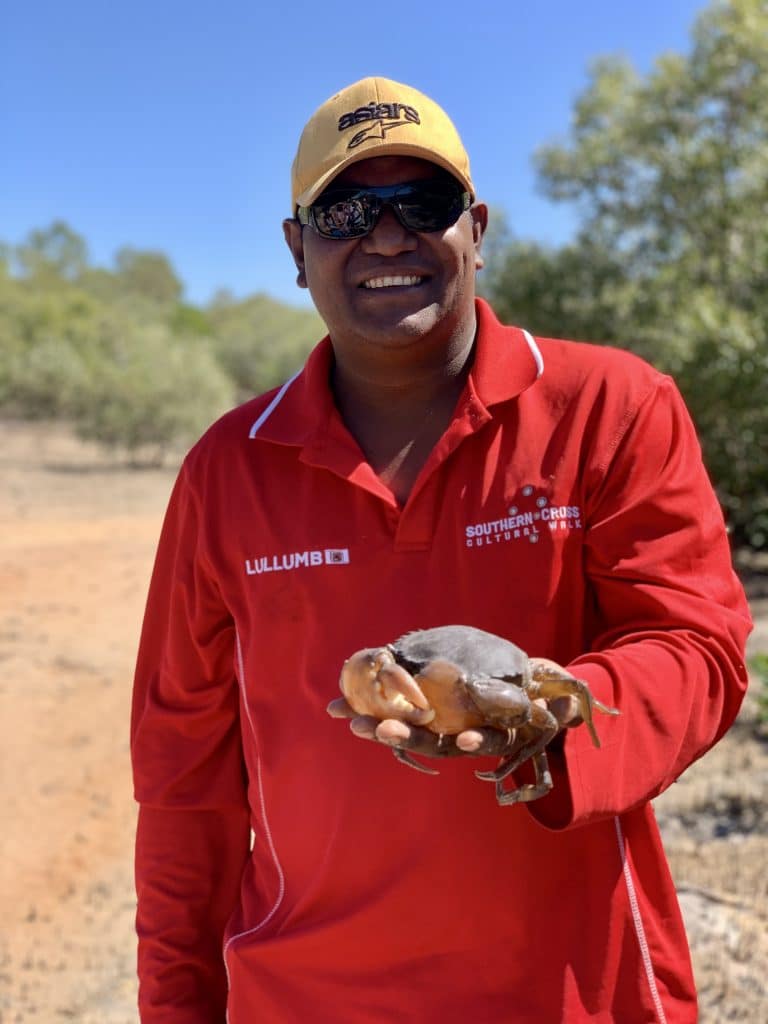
xmin=389 ymin=730 xmax=470 ymax=776
xmin=475 ymin=704 xmax=558 ymax=784
xmin=495 ymin=752 xmax=554 ymax=805
xmin=391 ymin=747 xmax=440 ymax=776
xmin=527 ymin=665 xmax=619 ymax=748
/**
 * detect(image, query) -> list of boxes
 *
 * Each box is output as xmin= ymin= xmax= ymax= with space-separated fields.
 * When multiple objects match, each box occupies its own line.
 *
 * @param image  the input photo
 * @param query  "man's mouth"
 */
xmin=361 ymin=274 xmax=425 ymax=289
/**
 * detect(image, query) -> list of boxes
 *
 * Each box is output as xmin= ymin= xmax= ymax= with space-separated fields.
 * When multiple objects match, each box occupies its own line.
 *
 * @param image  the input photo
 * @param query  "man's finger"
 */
xmin=333 ymin=712 xmax=538 ymax=763
xmin=456 ymin=726 xmax=520 ymax=757
xmin=374 ymin=719 xmax=412 ymax=745
xmin=348 ymin=714 xmax=382 ymax=740
xmin=547 ymin=695 xmax=582 ymax=729
xmin=375 ymin=720 xmax=465 ymax=757
xmin=376 ymin=721 xmax=523 ymax=760
xmin=326 ymin=696 xmax=355 ymax=719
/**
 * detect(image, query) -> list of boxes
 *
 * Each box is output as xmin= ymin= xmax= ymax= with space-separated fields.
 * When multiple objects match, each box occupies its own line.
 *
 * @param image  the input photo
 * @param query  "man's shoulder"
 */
xmin=529 ymin=332 xmax=669 ymax=410
xmin=534 ymin=332 xmax=662 ymax=381
xmin=476 ymin=300 xmax=667 ymax=403
xmin=181 ymin=381 xmax=298 ymax=475
xmin=209 ymin=387 xmax=287 ymax=441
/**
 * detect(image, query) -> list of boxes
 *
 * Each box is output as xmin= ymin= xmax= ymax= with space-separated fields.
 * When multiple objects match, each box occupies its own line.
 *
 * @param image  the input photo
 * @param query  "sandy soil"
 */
xmin=1 ymin=421 xmax=766 ymax=1023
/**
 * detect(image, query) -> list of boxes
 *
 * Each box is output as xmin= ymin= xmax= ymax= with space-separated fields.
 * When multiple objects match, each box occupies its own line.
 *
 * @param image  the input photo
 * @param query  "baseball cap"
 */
xmin=291 ymin=77 xmax=474 ymax=210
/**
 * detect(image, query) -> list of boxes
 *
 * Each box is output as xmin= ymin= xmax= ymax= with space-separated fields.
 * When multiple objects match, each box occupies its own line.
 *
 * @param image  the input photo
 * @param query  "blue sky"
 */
xmin=2 ymin=0 xmax=707 ymax=308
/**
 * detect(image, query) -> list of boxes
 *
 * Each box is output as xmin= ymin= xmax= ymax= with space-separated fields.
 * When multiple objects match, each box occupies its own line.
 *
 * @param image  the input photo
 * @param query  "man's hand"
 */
xmin=327 ymin=695 xmax=520 ymax=758
xmin=327 ymin=676 xmax=581 ymax=762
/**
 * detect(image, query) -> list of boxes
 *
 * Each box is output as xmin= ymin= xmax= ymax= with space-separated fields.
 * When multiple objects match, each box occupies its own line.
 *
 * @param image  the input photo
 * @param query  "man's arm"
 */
xmin=530 ymin=375 xmax=752 ymax=828
xmin=333 ymin=375 xmax=751 ymax=827
xmin=131 ymin=465 xmax=250 ymax=1022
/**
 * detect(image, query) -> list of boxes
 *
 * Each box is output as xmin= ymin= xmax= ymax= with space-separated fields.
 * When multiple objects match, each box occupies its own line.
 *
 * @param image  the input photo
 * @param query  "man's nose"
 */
xmin=360 ymin=204 xmax=417 ymax=255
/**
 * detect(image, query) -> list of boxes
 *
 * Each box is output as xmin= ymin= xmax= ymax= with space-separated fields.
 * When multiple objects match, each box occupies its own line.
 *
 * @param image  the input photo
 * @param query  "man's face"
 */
xmin=283 ymin=156 xmax=487 ymax=359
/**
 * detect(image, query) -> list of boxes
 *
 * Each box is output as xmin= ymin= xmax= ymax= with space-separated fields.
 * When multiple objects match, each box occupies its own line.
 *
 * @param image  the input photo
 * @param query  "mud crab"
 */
xmin=336 ymin=625 xmax=619 ymax=805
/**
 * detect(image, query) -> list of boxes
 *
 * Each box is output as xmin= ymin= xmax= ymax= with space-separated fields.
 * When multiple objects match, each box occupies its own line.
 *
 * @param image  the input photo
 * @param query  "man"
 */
xmin=131 ymin=78 xmax=752 ymax=1022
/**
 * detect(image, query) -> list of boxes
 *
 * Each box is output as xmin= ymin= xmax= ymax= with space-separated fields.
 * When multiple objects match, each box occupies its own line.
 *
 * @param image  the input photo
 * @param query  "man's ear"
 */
xmin=283 ymin=219 xmax=308 ymax=289
xmin=470 ymin=202 xmax=489 ymax=271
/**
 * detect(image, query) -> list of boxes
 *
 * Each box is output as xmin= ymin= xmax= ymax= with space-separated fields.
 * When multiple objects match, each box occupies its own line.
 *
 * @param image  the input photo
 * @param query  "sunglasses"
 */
xmin=297 ymin=179 xmax=472 ymax=240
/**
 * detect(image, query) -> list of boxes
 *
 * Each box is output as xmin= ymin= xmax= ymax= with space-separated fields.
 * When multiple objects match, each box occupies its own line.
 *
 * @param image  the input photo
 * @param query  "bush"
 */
xmin=673 ymin=303 xmax=768 ymax=549
xmin=71 ymin=323 xmax=236 ymax=461
xmin=0 ymin=281 xmax=99 ymax=416
xmin=207 ymin=293 xmax=322 ymax=399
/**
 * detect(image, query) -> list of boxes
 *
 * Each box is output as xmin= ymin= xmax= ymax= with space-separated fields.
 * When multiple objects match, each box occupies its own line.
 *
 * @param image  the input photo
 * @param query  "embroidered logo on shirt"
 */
xmin=465 ymin=486 xmax=583 ymax=548
xmin=245 ymin=548 xmax=350 ymax=575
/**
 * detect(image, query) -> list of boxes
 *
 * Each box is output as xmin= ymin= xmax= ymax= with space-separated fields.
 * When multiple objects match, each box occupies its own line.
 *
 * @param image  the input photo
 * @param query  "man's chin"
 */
xmin=354 ymin=298 xmax=444 ymax=345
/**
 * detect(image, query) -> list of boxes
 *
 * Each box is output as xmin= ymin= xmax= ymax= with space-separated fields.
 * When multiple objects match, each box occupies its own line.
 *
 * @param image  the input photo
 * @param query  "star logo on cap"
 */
xmin=347 ymin=118 xmax=413 ymax=150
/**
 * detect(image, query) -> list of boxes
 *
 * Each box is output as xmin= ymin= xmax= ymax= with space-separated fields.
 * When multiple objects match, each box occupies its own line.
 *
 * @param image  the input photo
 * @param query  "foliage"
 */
xmin=207 ymin=292 xmax=323 ymax=401
xmin=113 ymin=247 xmax=184 ymax=304
xmin=479 ymin=224 xmax=629 ymax=344
xmin=536 ymin=0 xmax=768 ymax=318
xmin=482 ymin=0 xmax=768 ymax=548
xmin=13 ymin=221 xmax=89 ymax=283
xmin=71 ymin=323 xmax=236 ymax=461
xmin=748 ymin=653 xmax=768 ymax=733
xmin=0 ymin=281 xmax=101 ymax=416
xmin=672 ymin=296 xmax=768 ymax=549
xmin=0 ymin=224 xmax=321 ymax=459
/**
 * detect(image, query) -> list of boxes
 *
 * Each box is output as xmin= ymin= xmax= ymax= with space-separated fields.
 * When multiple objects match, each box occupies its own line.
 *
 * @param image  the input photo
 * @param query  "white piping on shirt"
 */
xmin=248 ymin=370 xmax=302 ymax=438
xmin=247 ymin=328 xmax=542 ymax=441
xmin=614 ymin=815 xmax=668 ymax=1024
xmin=522 ymin=329 xmax=545 ymax=379
xmin=223 ymin=632 xmax=286 ymax=1005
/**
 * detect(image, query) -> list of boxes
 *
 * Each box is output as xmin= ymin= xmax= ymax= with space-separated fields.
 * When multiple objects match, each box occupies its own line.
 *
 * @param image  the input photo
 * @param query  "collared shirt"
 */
xmin=132 ymin=299 xmax=751 ymax=1023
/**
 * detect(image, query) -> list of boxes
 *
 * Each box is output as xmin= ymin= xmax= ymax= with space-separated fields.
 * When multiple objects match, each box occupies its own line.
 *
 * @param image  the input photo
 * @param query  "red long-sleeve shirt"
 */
xmin=132 ymin=299 xmax=751 ymax=1022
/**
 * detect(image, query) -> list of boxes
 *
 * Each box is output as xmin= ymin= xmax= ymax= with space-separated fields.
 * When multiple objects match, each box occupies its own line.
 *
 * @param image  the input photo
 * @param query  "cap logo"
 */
xmin=338 ymin=101 xmax=420 ymax=150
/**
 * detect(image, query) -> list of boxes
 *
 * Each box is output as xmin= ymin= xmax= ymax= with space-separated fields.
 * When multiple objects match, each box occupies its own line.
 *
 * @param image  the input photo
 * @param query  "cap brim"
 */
xmin=295 ymin=143 xmax=474 ymax=208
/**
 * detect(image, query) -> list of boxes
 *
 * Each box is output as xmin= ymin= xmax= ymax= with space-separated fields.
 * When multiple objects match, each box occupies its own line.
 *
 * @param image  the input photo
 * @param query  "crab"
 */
xmin=336 ymin=625 xmax=619 ymax=805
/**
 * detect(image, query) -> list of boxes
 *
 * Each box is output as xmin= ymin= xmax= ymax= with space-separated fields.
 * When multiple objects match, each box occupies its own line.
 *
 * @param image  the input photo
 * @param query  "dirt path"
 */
xmin=1 ymin=421 xmax=766 ymax=1022
xmin=1 ymin=423 xmax=173 ymax=1022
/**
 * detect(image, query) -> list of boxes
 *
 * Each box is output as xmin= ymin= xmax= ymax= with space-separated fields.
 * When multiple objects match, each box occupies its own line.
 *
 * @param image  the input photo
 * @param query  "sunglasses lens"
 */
xmin=397 ymin=183 xmax=466 ymax=232
xmin=312 ymin=195 xmax=374 ymax=238
xmin=307 ymin=181 xmax=468 ymax=239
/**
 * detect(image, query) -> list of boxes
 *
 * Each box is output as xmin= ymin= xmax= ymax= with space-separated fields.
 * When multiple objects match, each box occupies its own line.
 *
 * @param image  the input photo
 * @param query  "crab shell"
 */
xmin=339 ymin=625 xmax=535 ymax=735
xmin=337 ymin=625 xmax=620 ymax=805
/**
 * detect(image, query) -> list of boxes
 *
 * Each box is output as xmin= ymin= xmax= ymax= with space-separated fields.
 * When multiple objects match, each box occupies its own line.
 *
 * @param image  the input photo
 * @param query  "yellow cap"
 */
xmin=291 ymin=77 xmax=474 ymax=209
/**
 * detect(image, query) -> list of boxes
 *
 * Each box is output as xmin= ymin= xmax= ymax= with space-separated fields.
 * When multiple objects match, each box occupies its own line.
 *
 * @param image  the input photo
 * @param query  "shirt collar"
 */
xmin=471 ymin=298 xmax=542 ymax=406
xmin=248 ymin=297 xmax=542 ymax=446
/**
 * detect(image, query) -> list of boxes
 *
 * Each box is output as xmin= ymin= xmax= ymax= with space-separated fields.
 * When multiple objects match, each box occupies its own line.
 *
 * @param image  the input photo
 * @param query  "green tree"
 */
xmin=72 ymin=322 xmax=235 ymax=461
xmin=0 ymin=278 xmax=104 ymax=415
xmin=483 ymin=0 xmax=768 ymax=547
xmin=479 ymin=227 xmax=628 ymax=343
xmin=207 ymin=293 xmax=323 ymax=400
xmin=534 ymin=0 xmax=768 ymax=358
xmin=114 ymin=247 xmax=184 ymax=304
xmin=0 ymin=252 xmax=233 ymax=457
xmin=15 ymin=222 xmax=89 ymax=283
xmin=673 ymin=295 xmax=768 ymax=549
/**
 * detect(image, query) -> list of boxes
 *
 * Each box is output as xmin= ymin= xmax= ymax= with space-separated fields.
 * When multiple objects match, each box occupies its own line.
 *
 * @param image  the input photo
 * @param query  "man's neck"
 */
xmin=330 ymin=308 xmax=477 ymax=417
xmin=330 ymin=321 xmax=477 ymax=504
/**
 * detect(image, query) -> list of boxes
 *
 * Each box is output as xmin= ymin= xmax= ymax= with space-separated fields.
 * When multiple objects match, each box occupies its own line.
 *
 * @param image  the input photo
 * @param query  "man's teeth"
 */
xmin=363 ymin=275 xmax=423 ymax=289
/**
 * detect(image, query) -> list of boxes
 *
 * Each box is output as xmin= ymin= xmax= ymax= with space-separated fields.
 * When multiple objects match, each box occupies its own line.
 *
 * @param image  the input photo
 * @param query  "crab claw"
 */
xmin=339 ymin=647 xmax=436 ymax=726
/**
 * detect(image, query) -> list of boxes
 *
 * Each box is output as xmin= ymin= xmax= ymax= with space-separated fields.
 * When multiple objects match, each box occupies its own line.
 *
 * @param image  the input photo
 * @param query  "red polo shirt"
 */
xmin=132 ymin=299 xmax=751 ymax=1022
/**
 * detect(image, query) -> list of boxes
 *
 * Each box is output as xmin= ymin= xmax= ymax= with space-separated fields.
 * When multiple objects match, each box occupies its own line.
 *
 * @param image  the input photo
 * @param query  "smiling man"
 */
xmin=131 ymin=78 xmax=752 ymax=1022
